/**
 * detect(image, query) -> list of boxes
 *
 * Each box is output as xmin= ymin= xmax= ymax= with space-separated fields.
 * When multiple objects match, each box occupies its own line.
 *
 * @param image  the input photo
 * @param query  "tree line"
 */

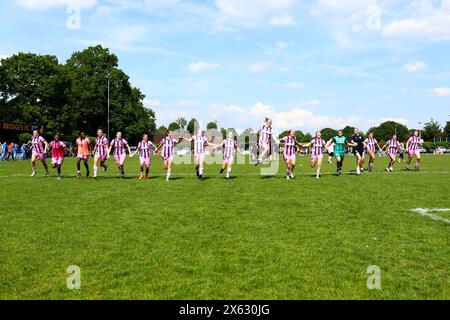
xmin=0 ymin=45 xmax=156 ymax=144
xmin=159 ymin=118 xmax=450 ymax=148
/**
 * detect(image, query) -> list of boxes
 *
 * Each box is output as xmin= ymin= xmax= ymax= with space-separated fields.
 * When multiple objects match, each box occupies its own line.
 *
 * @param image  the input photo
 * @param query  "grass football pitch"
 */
xmin=0 ymin=154 xmax=449 ymax=300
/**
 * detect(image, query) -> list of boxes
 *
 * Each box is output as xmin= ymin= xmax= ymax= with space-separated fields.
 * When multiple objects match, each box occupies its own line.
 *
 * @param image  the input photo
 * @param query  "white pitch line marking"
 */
xmin=411 ymin=208 xmax=450 ymax=224
xmin=3 ymin=171 xmax=450 ymax=179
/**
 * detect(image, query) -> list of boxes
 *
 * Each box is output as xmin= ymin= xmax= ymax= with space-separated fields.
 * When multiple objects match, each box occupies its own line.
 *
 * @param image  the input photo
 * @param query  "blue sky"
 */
xmin=1 ymin=0 xmax=450 ymax=133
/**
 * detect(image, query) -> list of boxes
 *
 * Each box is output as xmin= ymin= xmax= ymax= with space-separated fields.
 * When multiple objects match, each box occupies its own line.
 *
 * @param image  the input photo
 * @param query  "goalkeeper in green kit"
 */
xmin=325 ymin=130 xmax=357 ymax=176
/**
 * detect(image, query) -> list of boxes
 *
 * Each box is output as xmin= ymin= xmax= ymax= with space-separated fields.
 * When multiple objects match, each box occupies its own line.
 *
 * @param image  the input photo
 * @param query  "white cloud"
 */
xmin=143 ymin=99 xmax=161 ymax=108
xmin=246 ymin=103 xmax=359 ymax=130
xmin=274 ymin=108 xmax=360 ymax=130
xmin=273 ymin=82 xmax=304 ymax=89
xmin=434 ymin=88 xmax=450 ymax=96
xmin=17 ymin=0 xmax=97 ymax=10
xmin=214 ymin=0 xmax=297 ymax=28
xmin=278 ymin=67 xmax=291 ymax=73
xmin=303 ymin=100 xmax=322 ymax=105
xmin=269 ymin=15 xmax=296 ymax=26
xmin=245 ymin=102 xmax=359 ymax=130
xmin=227 ymin=105 xmax=246 ymax=113
xmin=247 ymin=61 xmax=270 ymax=73
xmin=187 ymin=61 xmax=220 ymax=73
xmin=367 ymin=118 xmax=409 ymax=127
xmin=403 ymin=60 xmax=427 ymax=73
xmin=144 ymin=0 xmax=179 ymax=12
xmin=115 ymin=26 xmax=149 ymax=44
xmin=382 ymin=0 xmax=450 ymax=41
xmin=175 ymin=100 xmax=199 ymax=108
xmin=263 ymin=41 xmax=295 ymax=54
xmin=250 ymin=102 xmax=277 ymax=117
xmin=310 ymin=0 xmax=381 ymax=28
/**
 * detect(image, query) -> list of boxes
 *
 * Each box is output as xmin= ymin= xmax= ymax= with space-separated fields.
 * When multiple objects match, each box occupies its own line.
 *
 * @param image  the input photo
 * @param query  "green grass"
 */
xmin=0 ymin=154 xmax=449 ymax=300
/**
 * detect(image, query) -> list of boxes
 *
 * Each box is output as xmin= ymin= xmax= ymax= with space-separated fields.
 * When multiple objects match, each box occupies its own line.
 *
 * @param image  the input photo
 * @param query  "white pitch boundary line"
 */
xmin=411 ymin=208 xmax=450 ymax=224
xmin=3 ymin=171 xmax=450 ymax=179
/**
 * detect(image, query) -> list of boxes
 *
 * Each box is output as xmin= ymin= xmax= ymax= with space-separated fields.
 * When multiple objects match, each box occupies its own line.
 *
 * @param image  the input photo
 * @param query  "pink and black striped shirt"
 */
xmin=110 ymin=138 xmax=128 ymax=156
xmin=161 ymin=138 xmax=174 ymax=158
xmin=193 ymin=135 xmax=207 ymax=155
xmin=407 ymin=136 xmax=421 ymax=152
xmin=31 ymin=136 xmax=46 ymax=153
xmin=259 ymin=125 xmax=272 ymax=145
xmin=311 ymin=138 xmax=325 ymax=156
xmin=95 ymin=136 xmax=109 ymax=157
xmin=223 ymin=138 xmax=237 ymax=158
xmin=387 ymin=139 xmax=400 ymax=155
xmin=138 ymin=140 xmax=153 ymax=158
xmin=283 ymin=136 xmax=297 ymax=156
xmin=366 ymin=138 xmax=378 ymax=152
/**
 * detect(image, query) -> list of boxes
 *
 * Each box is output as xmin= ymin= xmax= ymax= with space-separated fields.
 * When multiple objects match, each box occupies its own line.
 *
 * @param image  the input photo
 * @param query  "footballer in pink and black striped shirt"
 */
xmin=255 ymin=118 xmax=273 ymax=166
xmin=108 ymin=132 xmax=132 ymax=178
xmin=131 ymin=133 xmax=155 ymax=180
xmin=278 ymin=130 xmax=302 ymax=180
xmin=219 ymin=131 xmax=243 ymax=179
xmin=30 ymin=130 xmax=49 ymax=177
xmin=184 ymin=129 xmax=217 ymax=180
xmin=363 ymin=132 xmax=382 ymax=171
xmin=406 ymin=130 xmax=422 ymax=171
xmin=303 ymin=131 xmax=326 ymax=179
xmin=154 ymin=130 xmax=182 ymax=181
xmin=382 ymin=134 xmax=402 ymax=172
xmin=92 ymin=129 xmax=109 ymax=179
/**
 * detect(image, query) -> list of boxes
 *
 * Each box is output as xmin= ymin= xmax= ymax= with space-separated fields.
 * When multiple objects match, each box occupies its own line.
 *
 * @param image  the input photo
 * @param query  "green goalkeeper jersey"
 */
xmin=332 ymin=136 xmax=347 ymax=155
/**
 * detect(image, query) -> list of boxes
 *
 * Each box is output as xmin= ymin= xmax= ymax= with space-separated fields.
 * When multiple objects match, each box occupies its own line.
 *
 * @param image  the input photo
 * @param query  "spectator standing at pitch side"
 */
xmin=20 ymin=143 xmax=27 ymax=160
xmin=1 ymin=141 xmax=7 ymax=161
xmin=7 ymin=142 xmax=14 ymax=161
xmin=12 ymin=143 xmax=18 ymax=160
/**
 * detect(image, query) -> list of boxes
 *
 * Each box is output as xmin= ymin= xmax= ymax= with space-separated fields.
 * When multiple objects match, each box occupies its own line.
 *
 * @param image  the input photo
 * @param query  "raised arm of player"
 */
xmin=43 ymin=140 xmax=49 ymax=154
xmin=126 ymin=143 xmax=132 ymax=157
xmin=325 ymin=138 xmax=334 ymax=150
xmin=130 ymin=145 xmax=139 ymax=158
xmin=92 ymin=142 xmax=98 ymax=156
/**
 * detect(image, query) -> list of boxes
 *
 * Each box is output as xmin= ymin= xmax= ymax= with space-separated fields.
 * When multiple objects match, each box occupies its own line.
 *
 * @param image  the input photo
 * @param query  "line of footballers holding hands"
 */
xmin=27 ymin=118 xmax=423 ymax=181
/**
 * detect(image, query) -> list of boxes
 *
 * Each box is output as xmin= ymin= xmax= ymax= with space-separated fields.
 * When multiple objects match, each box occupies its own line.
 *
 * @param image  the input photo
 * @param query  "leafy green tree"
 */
xmin=370 ymin=121 xmax=409 ymax=142
xmin=342 ymin=126 xmax=355 ymax=138
xmin=301 ymin=132 xmax=313 ymax=143
xmin=0 ymin=53 xmax=67 ymax=132
xmin=220 ymin=127 xmax=227 ymax=138
xmin=18 ymin=133 xmax=32 ymax=143
xmin=155 ymin=125 xmax=167 ymax=135
xmin=168 ymin=122 xmax=180 ymax=132
xmin=320 ymin=128 xmax=338 ymax=141
xmin=64 ymin=45 xmax=155 ymax=143
xmin=176 ymin=117 xmax=187 ymax=130
xmin=422 ymin=118 xmax=442 ymax=141
xmin=444 ymin=121 xmax=450 ymax=139
xmin=207 ymin=121 xmax=218 ymax=130
xmin=187 ymin=118 xmax=199 ymax=134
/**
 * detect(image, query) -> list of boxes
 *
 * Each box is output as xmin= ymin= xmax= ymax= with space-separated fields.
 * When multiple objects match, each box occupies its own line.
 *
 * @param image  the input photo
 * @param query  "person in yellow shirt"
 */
xmin=76 ymin=131 xmax=91 ymax=178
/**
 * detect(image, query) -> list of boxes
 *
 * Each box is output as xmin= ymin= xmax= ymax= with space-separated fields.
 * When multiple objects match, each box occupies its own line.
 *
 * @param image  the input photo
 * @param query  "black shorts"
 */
xmin=353 ymin=149 xmax=365 ymax=157
xmin=329 ymin=152 xmax=334 ymax=157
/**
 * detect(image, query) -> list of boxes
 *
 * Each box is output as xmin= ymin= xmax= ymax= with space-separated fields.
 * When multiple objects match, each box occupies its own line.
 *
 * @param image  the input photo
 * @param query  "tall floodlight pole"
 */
xmin=106 ymin=72 xmax=111 ymax=140
xmin=418 ymin=122 xmax=422 ymax=140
